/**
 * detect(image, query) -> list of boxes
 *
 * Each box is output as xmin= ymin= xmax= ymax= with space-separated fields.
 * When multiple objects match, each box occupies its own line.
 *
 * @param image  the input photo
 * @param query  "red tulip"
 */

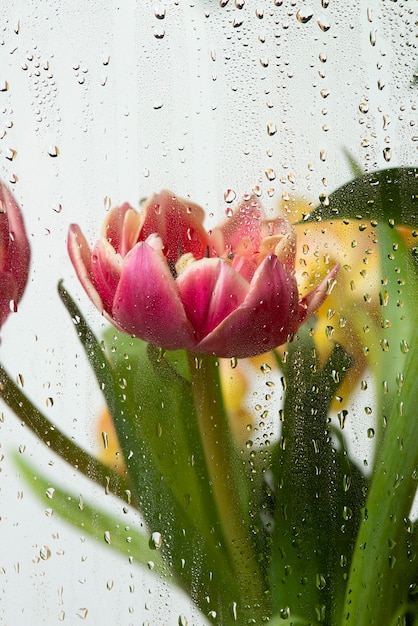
xmin=0 ymin=183 xmax=30 ymax=328
xmin=68 ymin=191 xmax=338 ymax=358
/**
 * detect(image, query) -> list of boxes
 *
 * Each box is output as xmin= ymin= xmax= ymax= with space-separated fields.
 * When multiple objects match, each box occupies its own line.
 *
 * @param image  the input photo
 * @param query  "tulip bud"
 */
xmin=0 ymin=183 xmax=30 ymax=328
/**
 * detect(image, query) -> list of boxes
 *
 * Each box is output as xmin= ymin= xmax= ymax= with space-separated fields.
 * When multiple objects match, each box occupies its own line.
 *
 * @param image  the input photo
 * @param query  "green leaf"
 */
xmin=342 ymin=325 xmax=418 ymax=626
xmin=58 ymin=285 xmax=244 ymax=622
xmin=270 ymin=327 xmax=359 ymax=624
xmin=342 ymin=147 xmax=363 ymax=179
xmin=14 ymin=452 xmax=167 ymax=577
xmin=0 ymin=362 xmax=129 ymax=501
xmin=103 ymin=330 xmax=226 ymax=550
xmin=303 ymin=167 xmax=417 ymax=228
xmin=104 ymin=333 xmax=268 ymax=623
xmin=373 ymin=224 xmax=418 ymax=447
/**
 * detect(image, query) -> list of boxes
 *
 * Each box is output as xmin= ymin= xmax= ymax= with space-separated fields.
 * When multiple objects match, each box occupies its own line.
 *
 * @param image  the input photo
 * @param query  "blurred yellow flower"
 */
xmin=97 ymin=408 xmax=126 ymax=474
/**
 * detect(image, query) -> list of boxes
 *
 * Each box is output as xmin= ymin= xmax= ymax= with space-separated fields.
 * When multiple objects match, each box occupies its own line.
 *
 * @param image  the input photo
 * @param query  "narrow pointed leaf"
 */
xmin=14 ymin=453 xmax=167 ymax=576
xmin=0 ymin=362 xmax=129 ymax=500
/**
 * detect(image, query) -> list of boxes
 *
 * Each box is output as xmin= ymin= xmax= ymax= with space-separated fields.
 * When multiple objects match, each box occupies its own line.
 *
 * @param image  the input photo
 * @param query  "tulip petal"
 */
xmin=67 ymin=224 xmax=104 ymax=312
xmin=112 ymin=235 xmax=195 ymax=350
xmin=297 ymin=264 xmax=340 ymax=326
xmin=119 ymin=208 xmax=144 ymax=257
xmin=195 ymin=254 xmax=299 ymax=358
xmin=0 ymin=271 xmax=18 ymax=327
xmin=0 ymin=183 xmax=30 ymax=301
xmin=176 ymin=258 xmax=249 ymax=342
xmin=209 ymin=195 xmax=265 ymax=258
xmin=140 ymin=190 xmax=209 ymax=262
xmin=101 ymin=202 xmax=133 ymax=253
xmin=90 ymin=238 xmax=123 ymax=314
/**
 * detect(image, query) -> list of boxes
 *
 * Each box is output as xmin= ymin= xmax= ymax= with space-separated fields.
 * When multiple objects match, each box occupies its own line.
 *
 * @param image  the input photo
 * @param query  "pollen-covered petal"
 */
xmin=297 ymin=263 xmax=340 ymax=326
xmin=176 ymin=258 xmax=249 ymax=342
xmin=90 ymin=238 xmax=123 ymax=314
xmin=112 ymin=235 xmax=195 ymax=350
xmin=67 ymin=224 xmax=104 ymax=312
xmin=195 ymin=254 xmax=299 ymax=358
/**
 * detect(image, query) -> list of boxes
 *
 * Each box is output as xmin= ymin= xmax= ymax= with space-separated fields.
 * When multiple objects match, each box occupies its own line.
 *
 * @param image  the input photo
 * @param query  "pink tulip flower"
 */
xmin=68 ymin=191 xmax=338 ymax=358
xmin=0 ymin=183 xmax=31 ymax=328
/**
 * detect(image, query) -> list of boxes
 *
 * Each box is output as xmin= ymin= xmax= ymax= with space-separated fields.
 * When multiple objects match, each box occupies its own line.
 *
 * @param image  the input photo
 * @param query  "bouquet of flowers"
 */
xmin=0 ymin=166 xmax=417 ymax=625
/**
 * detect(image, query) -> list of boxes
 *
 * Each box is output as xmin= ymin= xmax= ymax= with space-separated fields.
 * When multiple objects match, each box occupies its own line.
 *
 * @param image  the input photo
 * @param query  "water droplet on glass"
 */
xmin=5 ymin=148 xmax=17 ymax=161
xmin=0 ymin=80 xmax=9 ymax=91
xmin=296 ymin=8 xmax=313 ymax=23
xmin=265 ymin=168 xmax=276 ymax=181
xmin=47 ymin=145 xmax=59 ymax=157
xmin=102 ymin=431 xmax=109 ymax=449
xmin=224 ymin=189 xmax=236 ymax=203
xmin=400 ymin=339 xmax=409 ymax=354
xmin=338 ymin=409 xmax=348 ymax=429
xmin=153 ymin=100 xmax=163 ymax=109
xmin=383 ymin=146 xmax=392 ymax=162
xmin=279 ymin=606 xmax=290 ymax=619
xmin=154 ymin=27 xmax=165 ymax=39
xmin=178 ymin=616 xmax=188 ymax=626
xmin=316 ymin=573 xmax=327 ymax=590
xmin=40 ymin=545 xmax=51 ymax=560
xmin=317 ymin=19 xmax=330 ymax=32
xmin=370 ymin=29 xmax=377 ymax=46
xmin=149 ymin=531 xmax=162 ymax=550
xmin=155 ymin=6 xmax=166 ymax=19
xmin=252 ymin=185 xmax=262 ymax=197
xmin=45 ymin=487 xmax=55 ymax=499
xmin=267 ymin=122 xmax=277 ymax=136
xmin=104 ymin=531 xmax=111 ymax=544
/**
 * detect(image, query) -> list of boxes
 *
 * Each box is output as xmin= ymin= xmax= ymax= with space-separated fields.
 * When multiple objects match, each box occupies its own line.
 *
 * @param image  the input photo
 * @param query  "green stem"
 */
xmin=188 ymin=353 xmax=267 ymax=620
xmin=342 ymin=327 xmax=418 ymax=626
xmin=0 ymin=363 xmax=131 ymax=502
